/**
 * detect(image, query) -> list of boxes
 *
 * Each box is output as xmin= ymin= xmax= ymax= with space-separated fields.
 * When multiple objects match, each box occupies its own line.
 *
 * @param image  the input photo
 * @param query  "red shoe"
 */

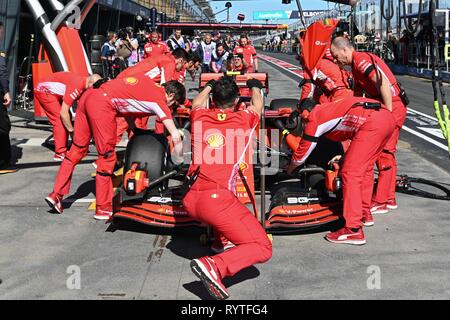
xmin=387 ymin=199 xmax=398 ymax=210
xmin=190 ymin=256 xmax=229 ymax=300
xmin=211 ymin=236 xmax=235 ymax=254
xmin=94 ymin=208 xmax=113 ymax=221
xmin=53 ymin=153 xmax=66 ymax=161
xmin=370 ymin=202 xmax=389 ymax=215
xmin=45 ymin=192 xmax=63 ymax=214
xmin=326 ymin=227 xmax=366 ymax=245
xmin=362 ymin=212 xmax=374 ymax=227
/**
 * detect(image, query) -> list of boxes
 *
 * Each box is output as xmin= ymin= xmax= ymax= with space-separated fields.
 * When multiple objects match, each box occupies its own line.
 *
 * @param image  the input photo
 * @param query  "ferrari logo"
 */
xmin=124 ymin=77 xmax=138 ymax=85
xmin=217 ymin=113 xmax=227 ymax=121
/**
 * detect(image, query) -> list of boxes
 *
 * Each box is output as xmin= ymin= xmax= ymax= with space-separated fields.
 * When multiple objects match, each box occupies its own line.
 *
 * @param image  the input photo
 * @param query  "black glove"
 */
xmin=205 ymin=79 xmax=216 ymax=90
xmin=286 ymin=110 xmax=299 ymax=130
xmin=247 ymin=78 xmax=263 ymax=90
xmin=93 ymin=78 xmax=108 ymax=89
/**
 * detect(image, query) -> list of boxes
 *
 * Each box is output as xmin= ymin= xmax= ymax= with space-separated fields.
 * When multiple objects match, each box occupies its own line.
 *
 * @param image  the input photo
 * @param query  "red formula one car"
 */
xmin=112 ymin=72 xmax=344 ymax=234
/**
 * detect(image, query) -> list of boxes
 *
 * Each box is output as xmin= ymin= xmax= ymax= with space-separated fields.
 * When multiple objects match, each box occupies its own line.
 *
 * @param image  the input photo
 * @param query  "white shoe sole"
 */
xmin=371 ymin=208 xmax=389 ymax=215
xmin=363 ymin=221 xmax=374 ymax=227
xmin=190 ymin=259 xmax=229 ymax=300
xmin=326 ymin=237 xmax=366 ymax=245
xmin=387 ymin=204 xmax=398 ymax=210
xmin=45 ymin=196 xmax=63 ymax=214
xmin=93 ymin=214 xmax=112 ymax=221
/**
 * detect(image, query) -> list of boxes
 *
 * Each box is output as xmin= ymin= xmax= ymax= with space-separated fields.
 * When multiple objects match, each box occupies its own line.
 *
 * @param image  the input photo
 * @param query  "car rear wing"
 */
xmin=199 ymin=72 xmax=269 ymax=95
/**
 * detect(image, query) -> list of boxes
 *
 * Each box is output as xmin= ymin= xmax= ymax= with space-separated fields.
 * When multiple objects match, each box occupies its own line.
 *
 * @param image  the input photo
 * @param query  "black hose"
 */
xmin=381 ymin=0 xmax=394 ymax=21
xmin=401 ymin=0 xmax=423 ymax=35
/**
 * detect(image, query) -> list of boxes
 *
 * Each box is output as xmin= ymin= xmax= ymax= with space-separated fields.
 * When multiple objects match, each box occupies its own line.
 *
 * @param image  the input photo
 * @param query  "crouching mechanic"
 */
xmin=183 ymin=77 xmax=272 ymax=300
xmin=45 ymin=76 xmax=185 ymax=220
xmin=34 ymin=72 xmax=102 ymax=160
xmin=287 ymin=97 xmax=396 ymax=245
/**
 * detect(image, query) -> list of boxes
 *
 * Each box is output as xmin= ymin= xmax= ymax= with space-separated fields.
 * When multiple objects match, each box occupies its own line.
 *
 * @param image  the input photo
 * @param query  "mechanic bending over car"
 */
xmin=45 ymin=76 xmax=185 ymax=221
xmin=34 ymin=72 xmax=102 ymax=161
xmin=299 ymin=48 xmax=353 ymax=104
xmin=184 ymin=77 xmax=272 ymax=300
xmin=287 ymin=97 xmax=396 ymax=245
xmin=331 ymin=37 xmax=409 ymax=216
xmin=115 ymin=48 xmax=190 ymax=142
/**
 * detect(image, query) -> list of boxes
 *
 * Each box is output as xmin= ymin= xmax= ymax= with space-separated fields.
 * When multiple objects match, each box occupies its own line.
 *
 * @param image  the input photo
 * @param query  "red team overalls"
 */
xmin=291 ymin=97 xmax=396 ymax=228
xmin=300 ymin=53 xmax=353 ymax=103
xmin=115 ymin=54 xmax=178 ymax=140
xmin=183 ymin=107 xmax=272 ymax=279
xmin=233 ymin=45 xmax=257 ymax=73
xmin=34 ymin=72 xmax=87 ymax=155
xmin=51 ymin=74 xmax=172 ymax=214
xmin=351 ymin=51 xmax=408 ymax=206
xmin=144 ymin=41 xmax=169 ymax=59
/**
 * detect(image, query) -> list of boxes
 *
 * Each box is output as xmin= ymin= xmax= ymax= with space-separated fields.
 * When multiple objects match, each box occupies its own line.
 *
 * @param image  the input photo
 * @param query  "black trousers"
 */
xmin=0 ymin=93 xmax=11 ymax=168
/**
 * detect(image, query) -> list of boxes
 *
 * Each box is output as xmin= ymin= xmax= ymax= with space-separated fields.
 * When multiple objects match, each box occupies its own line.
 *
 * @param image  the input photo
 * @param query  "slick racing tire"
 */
xmin=124 ymin=130 xmax=167 ymax=184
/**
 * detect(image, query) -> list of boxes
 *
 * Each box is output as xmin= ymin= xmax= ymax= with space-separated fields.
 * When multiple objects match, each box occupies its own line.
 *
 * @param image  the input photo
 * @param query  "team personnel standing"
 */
xmin=45 ymin=76 xmax=185 ymax=220
xmin=287 ymin=97 xmax=396 ymax=245
xmin=0 ymin=21 xmax=13 ymax=173
xmin=144 ymin=31 xmax=170 ymax=59
xmin=331 ymin=37 xmax=408 ymax=215
xmin=300 ymin=49 xmax=353 ymax=104
xmin=34 ymin=72 xmax=101 ymax=160
xmin=233 ymin=34 xmax=258 ymax=73
xmin=184 ymin=77 xmax=272 ymax=299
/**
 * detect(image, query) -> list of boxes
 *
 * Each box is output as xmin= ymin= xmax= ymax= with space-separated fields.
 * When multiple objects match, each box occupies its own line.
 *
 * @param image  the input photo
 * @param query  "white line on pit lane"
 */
xmin=259 ymin=55 xmax=448 ymax=151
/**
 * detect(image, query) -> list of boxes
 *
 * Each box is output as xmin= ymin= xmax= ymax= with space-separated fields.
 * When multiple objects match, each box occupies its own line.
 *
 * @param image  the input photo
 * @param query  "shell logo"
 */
xmin=124 ymin=77 xmax=139 ymax=85
xmin=206 ymin=133 xmax=225 ymax=149
xmin=239 ymin=161 xmax=248 ymax=172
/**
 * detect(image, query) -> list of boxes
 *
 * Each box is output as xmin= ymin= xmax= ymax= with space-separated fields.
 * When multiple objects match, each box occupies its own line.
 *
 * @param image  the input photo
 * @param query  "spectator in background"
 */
xmin=101 ymin=31 xmax=117 ymax=78
xmin=144 ymin=31 xmax=169 ymax=59
xmin=211 ymin=43 xmax=230 ymax=73
xmin=0 ymin=21 xmax=14 ymax=173
xmin=196 ymin=33 xmax=216 ymax=73
xmin=167 ymin=28 xmax=191 ymax=52
xmin=124 ymin=27 xmax=140 ymax=67
xmin=190 ymin=35 xmax=200 ymax=52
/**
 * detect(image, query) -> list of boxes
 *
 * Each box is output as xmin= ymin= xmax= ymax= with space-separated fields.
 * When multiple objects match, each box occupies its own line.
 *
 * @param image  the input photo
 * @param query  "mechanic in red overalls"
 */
xmin=287 ymin=97 xmax=396 ymax=245
xmin=331 ymin=37 xmax=408 ymax=215
xmin=149 ymin=54 xmax=201 ymax=135
xmin=45 ymin=76 xmax=185 ymax=220
xmin=300 ymin=49 xmax=353 ymax=104
xmin=184 ymin=77 xmax=272 ymax=299
xmin=115 ymin=48 xmax=189 ymax=140
xmin=34 ymin=72 xmax=101 ymax=160
xmin=233 ymin=34 xmax=258 ymax=73
xmin=144 ymin=31 xmax=170 ymax=59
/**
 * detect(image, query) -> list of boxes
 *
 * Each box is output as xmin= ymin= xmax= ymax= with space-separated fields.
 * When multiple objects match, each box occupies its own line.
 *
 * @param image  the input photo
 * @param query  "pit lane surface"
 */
xmin=1 ymin=60 xmax=450 ymax=300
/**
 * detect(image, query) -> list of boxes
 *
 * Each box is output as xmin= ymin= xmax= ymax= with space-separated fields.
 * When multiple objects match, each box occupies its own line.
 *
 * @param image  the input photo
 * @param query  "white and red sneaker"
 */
xmin=45 ymin=192 xmax=63 ymax=214
xmin=190 ymin=256 xmax=229 ymax=300
xmin=370 ymin=202 xmax=389 ymax=215
xmin=387 ymin=199 xmax=398 ymax=210
xmin=94 ymin=208 xmax=113 ymax=221
xmin=325 ymin=227 xmax=366 ymax=245
xmin=53 ymin=153 xmax=66 ymax=161
xmin=362 ymin=213 xmax=374 ymax=227
xmin=211 ymin=236 xmax=235 ymax=254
